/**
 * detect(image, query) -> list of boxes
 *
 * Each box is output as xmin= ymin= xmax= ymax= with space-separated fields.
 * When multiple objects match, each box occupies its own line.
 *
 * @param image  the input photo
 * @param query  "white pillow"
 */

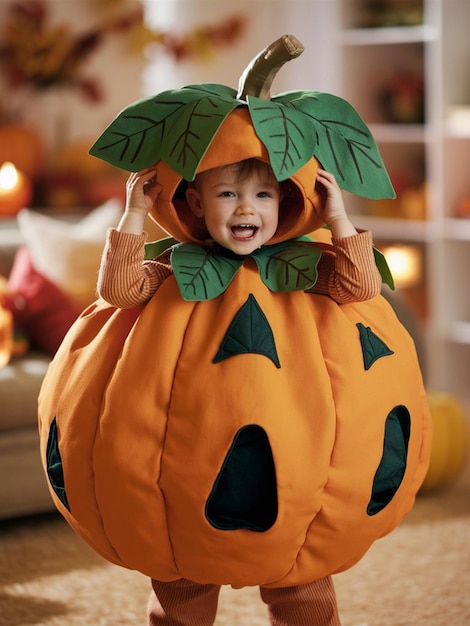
xmin=17 ymin=199 xmax=123 ymax=307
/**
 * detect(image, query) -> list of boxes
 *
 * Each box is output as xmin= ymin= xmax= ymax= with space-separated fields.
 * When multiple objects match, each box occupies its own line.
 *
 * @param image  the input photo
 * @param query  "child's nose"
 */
xmin=235 ymin=199 xmax=255 ymax=215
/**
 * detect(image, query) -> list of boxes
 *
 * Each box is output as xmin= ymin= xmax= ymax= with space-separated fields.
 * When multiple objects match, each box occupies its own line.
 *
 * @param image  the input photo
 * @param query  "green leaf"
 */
xmin=144 ymin=237 xmax=178 ymax=260
xmin=89 ymin=91 xmax=182 ymax=170
xmin=254 ymin=242 xmax=321 ymax=292
xmin=184 ymin=83 xmax=239 ymax=100
xmin=171 ymin=244 xmax=243 ymax=301
xmin=247 ymin=96 xmax=316 ymax=180
xmin=162 ymin=94 xmax=240 ymax=181
xmin=274 ymin=91 xmax=396 ymax=199
xmin=373 ymin=247 xmax=395 ymax=290
xmin=89 ymin=84 xmax=239 ymax=173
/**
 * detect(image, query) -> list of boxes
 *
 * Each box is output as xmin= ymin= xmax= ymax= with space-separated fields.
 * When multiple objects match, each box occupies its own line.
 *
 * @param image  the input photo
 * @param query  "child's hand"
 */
xmin=125 ymin=167 xmax=161 ymax=216
xmin=315 ymin=169 xmax=347 ymax=225
xmin=315 ymin=169 xmax=357 ymax=238
xmin=117 ymin=168 xmax=162 ymax=235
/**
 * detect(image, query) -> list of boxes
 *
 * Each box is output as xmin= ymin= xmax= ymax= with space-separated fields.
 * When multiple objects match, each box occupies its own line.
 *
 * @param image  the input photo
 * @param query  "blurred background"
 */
xmin=0 ymin=0 xmax=469 ymax=522
xmin=0 ymin=8 xmax=469 ymax=626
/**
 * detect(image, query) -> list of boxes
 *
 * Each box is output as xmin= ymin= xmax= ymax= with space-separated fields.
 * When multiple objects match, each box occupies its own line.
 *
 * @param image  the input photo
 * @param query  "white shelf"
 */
xmin=368 ymin=123 xmax=429 ymax=143
xmin=352 ymin=216 xmax=434 ymax=242
xmin=448 ymin=322 xmax=470 ymax=345
xmin=444 ymin=125 xmax=470 ymax=140
xmin=340 ymin=25 xmax=437 ymax=46
xmin=442 ymin=219 xmax=470 ymax=241
xmin=337 ymin=0 xmax=470 ymax=408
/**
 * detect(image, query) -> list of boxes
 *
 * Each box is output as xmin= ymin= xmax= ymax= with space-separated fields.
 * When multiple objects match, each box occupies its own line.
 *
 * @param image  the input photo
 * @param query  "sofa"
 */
xmin=0 ymin=200 xmax=126 ymax=520
xmin=0 ymin=230 xmax=54 ymax=519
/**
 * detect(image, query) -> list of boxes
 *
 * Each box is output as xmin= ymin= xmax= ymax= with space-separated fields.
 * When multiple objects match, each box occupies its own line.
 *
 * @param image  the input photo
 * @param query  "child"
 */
xmin=38 ymin=35 xmax=431 ymax=626
xmin=97 ymin=160 xmax=382 ymax=309
xmin=96 ymin=158 xmax=382 ymax=626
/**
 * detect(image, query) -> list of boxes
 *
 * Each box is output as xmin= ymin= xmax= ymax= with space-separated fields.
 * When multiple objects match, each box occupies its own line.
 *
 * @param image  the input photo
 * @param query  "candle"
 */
xmin=0 ymin=161 xmax=33 ymax=217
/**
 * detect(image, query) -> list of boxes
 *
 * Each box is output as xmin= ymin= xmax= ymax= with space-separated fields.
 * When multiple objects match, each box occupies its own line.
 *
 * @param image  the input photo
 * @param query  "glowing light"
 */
xmin=0 ymin=161 xmax=33 ymax=216
xmin=0 ymin=162 xmax=19 ymax=190
xmin=383 ymin=244 xmax=422 ymax=288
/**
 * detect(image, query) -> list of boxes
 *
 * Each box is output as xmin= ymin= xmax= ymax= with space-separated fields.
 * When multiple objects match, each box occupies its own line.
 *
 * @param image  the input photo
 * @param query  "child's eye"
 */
xmin=257 ymin=191 xmax=273 ymax=198
xmin=219 ymin=190 xmax=235 ymax=198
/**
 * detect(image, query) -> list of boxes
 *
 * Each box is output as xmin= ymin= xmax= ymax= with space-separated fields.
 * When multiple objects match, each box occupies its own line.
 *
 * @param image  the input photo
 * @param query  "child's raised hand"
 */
xmin=315 ymin=169 xmax=347 ymax=224
xmin=315 ymin=168 xmax=357 ymax=238
xmin=126 ymin=167 xmax=161 ymax=216
xmin=117 ymin=168 xmax=162 ymax=235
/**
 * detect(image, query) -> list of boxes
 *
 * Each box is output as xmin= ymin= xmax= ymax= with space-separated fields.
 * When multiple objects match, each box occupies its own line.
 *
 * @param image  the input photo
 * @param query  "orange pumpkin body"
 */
xmin=39 ymin=263 xmax=431 ymax=587
xmin=39 ymin=106 xmax=431 ymax=587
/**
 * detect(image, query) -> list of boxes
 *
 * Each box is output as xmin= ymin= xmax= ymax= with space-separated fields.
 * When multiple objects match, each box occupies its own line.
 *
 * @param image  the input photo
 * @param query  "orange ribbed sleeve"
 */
xmin=97 ymin=229 xmax=173 ymax=308
xmin=310 ymin=229 xmax=382 ymax=303
xmin=97 ymin=228 xmax=382 ymax=308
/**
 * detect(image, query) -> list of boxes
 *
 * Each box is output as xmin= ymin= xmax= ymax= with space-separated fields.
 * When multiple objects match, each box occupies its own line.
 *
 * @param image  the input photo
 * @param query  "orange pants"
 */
xmin=148 ymin=576 xmax=341 ymax=625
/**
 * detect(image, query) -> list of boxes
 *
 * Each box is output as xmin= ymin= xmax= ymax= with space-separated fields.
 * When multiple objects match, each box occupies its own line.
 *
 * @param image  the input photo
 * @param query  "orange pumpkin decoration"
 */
xmin=0 ymin=123 xmax=44 ymax=179
xmin=419 ymin=392 xmax=468 ymax=493
xmin=38 ymin=36 xmax=432 ymax=588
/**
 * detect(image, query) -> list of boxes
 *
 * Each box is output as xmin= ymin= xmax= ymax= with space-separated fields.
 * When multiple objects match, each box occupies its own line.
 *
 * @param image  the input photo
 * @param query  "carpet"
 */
xmin=0 ymin=461 xmax=469 ymax=626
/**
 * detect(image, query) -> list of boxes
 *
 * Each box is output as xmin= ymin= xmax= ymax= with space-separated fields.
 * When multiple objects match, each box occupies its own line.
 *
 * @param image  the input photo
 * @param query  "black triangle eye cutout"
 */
xmin=213 ymin=294 xmax=281 ymax=367
xmin=357 ymin=322 xmax=394 ymax=370
xmin=206 ymin=425 xmax=278 ymax=532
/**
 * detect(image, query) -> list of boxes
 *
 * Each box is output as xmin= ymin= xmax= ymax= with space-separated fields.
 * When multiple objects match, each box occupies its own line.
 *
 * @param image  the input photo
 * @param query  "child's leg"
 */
xmin=148 ymin=578 xmax=221 ymax=626
xmin=260 ymin=576 xmax=341 ymax=626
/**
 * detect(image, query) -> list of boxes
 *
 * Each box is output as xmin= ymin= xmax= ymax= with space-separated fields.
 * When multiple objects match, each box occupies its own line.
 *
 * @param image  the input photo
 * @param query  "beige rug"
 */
xmin=1 ymin=461 xmax=469 ymax=626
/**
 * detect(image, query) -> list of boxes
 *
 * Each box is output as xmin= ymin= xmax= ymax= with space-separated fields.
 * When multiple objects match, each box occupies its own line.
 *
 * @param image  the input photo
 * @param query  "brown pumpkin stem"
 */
xmin=237 ymin=34 xmax=305 ymax=101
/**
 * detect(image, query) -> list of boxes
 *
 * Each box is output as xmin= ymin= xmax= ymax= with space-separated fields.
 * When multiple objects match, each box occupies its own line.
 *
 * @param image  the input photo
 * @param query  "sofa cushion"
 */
xmin=4 ymin=246 xmax=82 ymax=355
xmin=16 ymin=198 xmax=123 ymax=307
xmin=0 ymin=241 xmax=18 ymax=277
xmin=0 ymin=351 xmax=50 ymax=431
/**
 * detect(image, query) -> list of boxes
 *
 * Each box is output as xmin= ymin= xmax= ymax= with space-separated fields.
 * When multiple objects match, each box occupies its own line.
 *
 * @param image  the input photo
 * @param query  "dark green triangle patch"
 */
xmin=213 ymin=294 xmax=281 ymax=367
xmin=357 ymin=322 xmax=394 ymax=370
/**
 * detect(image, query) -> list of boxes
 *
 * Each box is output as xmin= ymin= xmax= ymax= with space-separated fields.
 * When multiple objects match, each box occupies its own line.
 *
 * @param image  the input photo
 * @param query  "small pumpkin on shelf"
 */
xmin=0 ymin=122 xmax=44 ymax=180
xmin=420 ymin=392 xmax=469 ymax=493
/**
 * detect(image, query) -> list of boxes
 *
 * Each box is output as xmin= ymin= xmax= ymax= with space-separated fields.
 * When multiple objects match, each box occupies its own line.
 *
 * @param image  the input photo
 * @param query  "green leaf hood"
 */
xmin=89 ymin=36 xmax=395 ymax=245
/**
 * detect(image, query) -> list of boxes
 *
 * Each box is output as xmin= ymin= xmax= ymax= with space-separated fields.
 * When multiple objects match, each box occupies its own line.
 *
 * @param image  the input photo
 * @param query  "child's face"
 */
xmin=186 ymin=162 xmax=281 ymax=255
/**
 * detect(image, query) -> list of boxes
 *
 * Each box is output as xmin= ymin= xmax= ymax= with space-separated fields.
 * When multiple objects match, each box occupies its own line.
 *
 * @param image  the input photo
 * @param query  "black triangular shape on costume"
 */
xmin=213 ymin=294 xmax=281 ymax=367
xmin=357 ymin=322 xmax=394 ymax=370
xmin=205 ymin=425 xmax=278 ymax=532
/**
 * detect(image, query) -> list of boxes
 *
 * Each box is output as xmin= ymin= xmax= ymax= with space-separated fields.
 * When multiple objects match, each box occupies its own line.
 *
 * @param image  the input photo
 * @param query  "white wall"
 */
xmin=0 ymin=0 xmax=338 ymax=157
xmin=0 ymin=0 xmax=145 ymax=156
xmin=142 ymin=0 xmax=339 ymax=97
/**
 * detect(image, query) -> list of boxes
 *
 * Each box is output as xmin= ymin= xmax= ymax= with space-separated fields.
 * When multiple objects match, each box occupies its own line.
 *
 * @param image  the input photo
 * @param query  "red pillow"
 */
xmin=4 ymin=246 xmax=82 ymax=355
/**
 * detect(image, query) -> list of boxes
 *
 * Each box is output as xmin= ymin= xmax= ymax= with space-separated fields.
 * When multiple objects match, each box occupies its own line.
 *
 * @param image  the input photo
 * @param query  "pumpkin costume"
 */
xmin=38 ymin=34 xmax=431 ymax=604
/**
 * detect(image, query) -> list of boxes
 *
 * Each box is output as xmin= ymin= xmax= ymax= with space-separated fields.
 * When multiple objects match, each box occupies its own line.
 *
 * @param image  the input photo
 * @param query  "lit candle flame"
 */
xmin=0 ymin=162 xmax=19 ymax=191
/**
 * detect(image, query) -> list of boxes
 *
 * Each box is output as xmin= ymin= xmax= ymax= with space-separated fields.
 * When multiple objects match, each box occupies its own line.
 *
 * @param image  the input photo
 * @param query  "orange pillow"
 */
xmin=3 ymin=246 xmax=82 ymax=355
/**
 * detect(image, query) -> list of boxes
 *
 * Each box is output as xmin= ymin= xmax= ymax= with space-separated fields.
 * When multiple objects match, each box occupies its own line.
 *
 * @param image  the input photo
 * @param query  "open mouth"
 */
xmin=231 ymin=224 xmax=259 ymax=240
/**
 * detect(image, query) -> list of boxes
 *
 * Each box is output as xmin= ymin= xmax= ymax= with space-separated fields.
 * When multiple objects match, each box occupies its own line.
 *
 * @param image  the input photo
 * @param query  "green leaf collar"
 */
xmin=169 ymin=241 xmax=318 ymax=301
xmin=145 ymin=238 xmax=394 ymax=301
xmin=170 ymin=241 xmax=321 ymax=301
